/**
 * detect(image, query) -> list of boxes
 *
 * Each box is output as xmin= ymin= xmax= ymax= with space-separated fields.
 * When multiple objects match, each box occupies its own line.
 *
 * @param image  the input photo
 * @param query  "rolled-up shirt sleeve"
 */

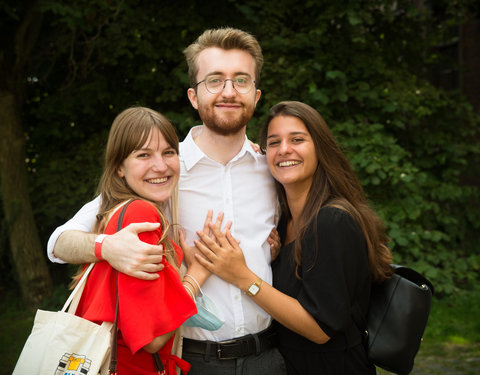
xmin=46 ymin=195 xmax=101 ymax=263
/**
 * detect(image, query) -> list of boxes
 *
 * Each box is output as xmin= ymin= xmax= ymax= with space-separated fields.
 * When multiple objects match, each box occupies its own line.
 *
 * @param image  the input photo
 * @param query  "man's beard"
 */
xmin=199 ymin=101 xmax=254 ymax=136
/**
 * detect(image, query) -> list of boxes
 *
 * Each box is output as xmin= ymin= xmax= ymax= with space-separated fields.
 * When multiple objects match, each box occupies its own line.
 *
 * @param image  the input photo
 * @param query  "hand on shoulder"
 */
xmin=102 ymin=222 xmax=165 ymax=281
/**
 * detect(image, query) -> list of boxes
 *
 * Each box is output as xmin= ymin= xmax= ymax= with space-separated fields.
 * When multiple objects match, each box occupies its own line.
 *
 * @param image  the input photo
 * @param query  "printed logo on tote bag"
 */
xmin=54 ymin=353 xmax=93 ymax=375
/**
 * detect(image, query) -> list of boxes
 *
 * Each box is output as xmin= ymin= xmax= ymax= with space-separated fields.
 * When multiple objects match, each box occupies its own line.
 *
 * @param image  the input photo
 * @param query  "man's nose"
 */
xmin=221 ymin=79 xmax=237 ymax=97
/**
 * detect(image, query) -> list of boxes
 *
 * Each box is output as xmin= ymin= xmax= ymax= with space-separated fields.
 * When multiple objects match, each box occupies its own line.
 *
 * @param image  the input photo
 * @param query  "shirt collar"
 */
xmin=180 ymin=126 xmax=205 ymax=171
xmin=180 ymin=125 xmax=262 ymax=171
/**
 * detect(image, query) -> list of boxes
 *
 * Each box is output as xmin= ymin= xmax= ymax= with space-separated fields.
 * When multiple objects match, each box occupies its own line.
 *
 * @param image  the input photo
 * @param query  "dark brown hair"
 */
xmin=260 ymin=101 xmax=392 ymax=282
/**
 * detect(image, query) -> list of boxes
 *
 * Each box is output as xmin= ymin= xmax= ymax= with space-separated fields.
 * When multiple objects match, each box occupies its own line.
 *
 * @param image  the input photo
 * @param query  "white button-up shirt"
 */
xmin=47 ymin=125 xmax=279 ymax=342
xmin=179 ymin=126 xmax=278 ymax=341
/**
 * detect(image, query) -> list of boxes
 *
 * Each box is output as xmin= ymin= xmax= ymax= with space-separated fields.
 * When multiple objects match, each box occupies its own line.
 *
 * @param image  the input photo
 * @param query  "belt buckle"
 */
xmin=216 ymin=339 xmax=239 ymax=360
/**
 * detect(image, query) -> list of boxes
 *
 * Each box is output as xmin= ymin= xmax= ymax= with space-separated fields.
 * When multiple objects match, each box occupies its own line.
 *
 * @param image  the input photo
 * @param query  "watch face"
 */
xmin=249 ymin=284 xmax=260 ymax=295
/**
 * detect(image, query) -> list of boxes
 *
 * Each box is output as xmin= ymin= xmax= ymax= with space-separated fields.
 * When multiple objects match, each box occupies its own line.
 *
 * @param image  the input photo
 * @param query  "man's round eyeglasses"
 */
xmin=194 ymin=75 xmax=256 ymax=94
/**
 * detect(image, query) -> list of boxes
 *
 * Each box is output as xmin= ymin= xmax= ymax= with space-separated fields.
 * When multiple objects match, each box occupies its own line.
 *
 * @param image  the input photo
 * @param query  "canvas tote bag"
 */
xmin=13 ymin=262 xmax=114 ymax=375
xmin=13 ymin=200 xmax=176 ymax=374
xmin=12 ymin=200 xmax=136 ymax=375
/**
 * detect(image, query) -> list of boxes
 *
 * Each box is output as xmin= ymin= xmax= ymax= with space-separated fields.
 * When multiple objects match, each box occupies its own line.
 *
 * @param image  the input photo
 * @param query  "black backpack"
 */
xmin=353 ymin=265 xmax=434 ymax=375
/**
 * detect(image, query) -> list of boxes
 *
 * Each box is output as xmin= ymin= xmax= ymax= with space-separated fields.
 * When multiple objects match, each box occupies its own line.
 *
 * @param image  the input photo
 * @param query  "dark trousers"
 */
xmin=182 ymin=347 xmax=287 ymax=375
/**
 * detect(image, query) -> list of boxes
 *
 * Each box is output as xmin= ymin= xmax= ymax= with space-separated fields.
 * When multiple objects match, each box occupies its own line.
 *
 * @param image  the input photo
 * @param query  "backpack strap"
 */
xmin=351 ymin=296 xmax=369 ymax=347
xmin=391 ymin=264 xmax=434 ymax=295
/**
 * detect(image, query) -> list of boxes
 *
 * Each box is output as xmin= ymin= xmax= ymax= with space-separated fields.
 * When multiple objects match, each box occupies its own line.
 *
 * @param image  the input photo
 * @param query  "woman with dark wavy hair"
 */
xmin=193 ymin=101 xmax=392 ymax=374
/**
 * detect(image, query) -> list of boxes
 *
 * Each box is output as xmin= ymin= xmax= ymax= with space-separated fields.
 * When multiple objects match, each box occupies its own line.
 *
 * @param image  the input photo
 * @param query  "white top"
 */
xmin=47 ymin=125 xmax=279 ymax=342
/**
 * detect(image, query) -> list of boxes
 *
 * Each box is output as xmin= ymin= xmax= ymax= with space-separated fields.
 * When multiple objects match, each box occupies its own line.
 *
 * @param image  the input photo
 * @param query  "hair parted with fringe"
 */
xmin=183 ymin=27 xmax=263 ymax=87
xmin=71 ymin=107 xmax=181 ymax=288
xmin=95 ymin=106 xmax=179 ymax=265
xmin=260 ymin=101 xmax=393 ymax=282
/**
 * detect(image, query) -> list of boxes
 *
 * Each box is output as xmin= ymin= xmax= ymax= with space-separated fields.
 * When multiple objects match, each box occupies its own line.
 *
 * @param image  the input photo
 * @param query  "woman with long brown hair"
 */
xmin=191 ymin=101 xmax=392 ymax=374
xmin=74 ymin=107 xmax=201 ymax=374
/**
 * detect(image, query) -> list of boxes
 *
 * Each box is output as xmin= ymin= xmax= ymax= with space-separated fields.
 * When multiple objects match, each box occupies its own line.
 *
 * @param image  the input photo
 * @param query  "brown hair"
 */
xmin=71 ymin=107 xmax=180 ymax=288
xmin=183 ymin=27 xmax=263 ymax=87
xmin=96 ymin=107 xmax=179 ymax=262
xmin=260 ymin=101 xmax=392 ymax=282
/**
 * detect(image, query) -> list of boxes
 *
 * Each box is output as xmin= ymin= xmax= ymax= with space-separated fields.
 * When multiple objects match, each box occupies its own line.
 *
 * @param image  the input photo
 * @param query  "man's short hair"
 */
xmin=183 ymin=27 xmax=263 ymax=87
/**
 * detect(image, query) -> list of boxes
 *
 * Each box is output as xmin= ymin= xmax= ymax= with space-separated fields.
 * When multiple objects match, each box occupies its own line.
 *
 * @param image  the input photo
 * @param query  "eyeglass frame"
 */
xmin=193 ymin=75 xmax=256 ymax=94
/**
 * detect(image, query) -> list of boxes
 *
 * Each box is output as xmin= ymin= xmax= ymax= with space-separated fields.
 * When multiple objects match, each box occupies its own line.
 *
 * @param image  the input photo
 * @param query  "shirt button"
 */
xmin=236 ymin=328 xmax=242 ymax=333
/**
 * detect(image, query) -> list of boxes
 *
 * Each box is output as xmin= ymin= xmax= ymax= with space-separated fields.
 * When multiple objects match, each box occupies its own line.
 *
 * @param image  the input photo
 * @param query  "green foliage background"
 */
xmin=3 ymin=0 xmax=479 ymax=295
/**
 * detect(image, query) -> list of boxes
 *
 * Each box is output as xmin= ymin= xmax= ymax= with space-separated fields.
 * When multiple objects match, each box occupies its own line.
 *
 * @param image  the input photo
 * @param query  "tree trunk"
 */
xmin=0 ymin=90 xmax=52 ymax=309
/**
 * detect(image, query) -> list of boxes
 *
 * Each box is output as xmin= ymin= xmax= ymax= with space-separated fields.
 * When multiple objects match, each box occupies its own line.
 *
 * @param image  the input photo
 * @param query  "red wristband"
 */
xmin=94 ymin=234 xmax=108 ymax=260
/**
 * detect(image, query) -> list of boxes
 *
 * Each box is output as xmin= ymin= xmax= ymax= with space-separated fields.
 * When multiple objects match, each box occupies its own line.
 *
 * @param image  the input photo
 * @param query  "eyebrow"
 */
xmin=134 ymin=145 xmax=175 ymax=152
xmin=207 ymin=71 xmax=252 ymax=77
xmin=267 ymin=131 xmax=309 ymax=139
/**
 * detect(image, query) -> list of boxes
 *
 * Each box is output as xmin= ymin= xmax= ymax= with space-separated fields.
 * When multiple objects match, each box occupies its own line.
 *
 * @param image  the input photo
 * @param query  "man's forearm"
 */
xmin=53 ymin=230 xmax=98 ymax=264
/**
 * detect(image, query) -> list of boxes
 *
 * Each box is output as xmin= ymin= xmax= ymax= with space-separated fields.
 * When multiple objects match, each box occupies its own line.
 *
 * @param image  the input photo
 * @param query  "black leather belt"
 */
xmin=182 ymin=326 xmax=278 ymax=360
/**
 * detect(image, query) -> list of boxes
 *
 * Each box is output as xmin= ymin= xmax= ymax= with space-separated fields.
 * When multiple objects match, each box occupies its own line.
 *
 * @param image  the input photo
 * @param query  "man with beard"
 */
xmin=47 ymin=28 xmax=285 ymax=375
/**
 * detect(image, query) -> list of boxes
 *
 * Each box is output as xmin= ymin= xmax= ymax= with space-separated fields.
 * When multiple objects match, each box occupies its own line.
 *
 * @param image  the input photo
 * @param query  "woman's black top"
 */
xmin=272 ymin=207 xmax=376 ymax=375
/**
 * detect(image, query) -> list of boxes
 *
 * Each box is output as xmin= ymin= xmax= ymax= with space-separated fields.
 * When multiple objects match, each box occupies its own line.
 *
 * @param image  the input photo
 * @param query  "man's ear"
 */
xmin=254 ymin=89 xmax=261 ymax=107
xmin=187 ymin=88 xmax=199 ymax=110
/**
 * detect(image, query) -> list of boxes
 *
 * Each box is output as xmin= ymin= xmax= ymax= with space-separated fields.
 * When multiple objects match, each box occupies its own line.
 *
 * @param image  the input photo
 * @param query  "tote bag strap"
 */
xmin=62 ymin=200 xmax=135 ymax=314
xmin=109 ymin=199 xmax=135 ymax=374
xmin=107 ymin=199 xmax=166 ymax=374
xmin=62 ymin=262 xmax=95 ymax=313
xmin=106 ymin=199 xmax=165 ymax=374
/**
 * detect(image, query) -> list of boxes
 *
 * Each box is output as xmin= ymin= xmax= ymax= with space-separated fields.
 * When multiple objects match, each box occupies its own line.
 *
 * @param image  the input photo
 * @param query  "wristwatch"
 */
xmin=246 ymin=278 xmax=263 ymax=297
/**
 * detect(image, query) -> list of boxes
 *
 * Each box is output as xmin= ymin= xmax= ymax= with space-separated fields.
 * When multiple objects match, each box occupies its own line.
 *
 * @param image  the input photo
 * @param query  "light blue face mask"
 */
xmin=185 ymin=288 xmax=225 ymax=331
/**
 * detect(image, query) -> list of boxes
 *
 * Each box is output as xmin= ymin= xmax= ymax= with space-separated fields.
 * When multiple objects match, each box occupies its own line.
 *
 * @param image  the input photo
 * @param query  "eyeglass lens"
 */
xmin=204 ymin=75 xmax=254 ymax=94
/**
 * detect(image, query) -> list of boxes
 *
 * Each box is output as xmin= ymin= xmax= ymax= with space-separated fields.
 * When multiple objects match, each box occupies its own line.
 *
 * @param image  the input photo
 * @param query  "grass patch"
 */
xmin=378 ymin=284 xmax=480 ymax=374
xmin=0 ymin=284 xmax=69 ymax=375
xmin=0 ymin=293 xmax=34 ymax=375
